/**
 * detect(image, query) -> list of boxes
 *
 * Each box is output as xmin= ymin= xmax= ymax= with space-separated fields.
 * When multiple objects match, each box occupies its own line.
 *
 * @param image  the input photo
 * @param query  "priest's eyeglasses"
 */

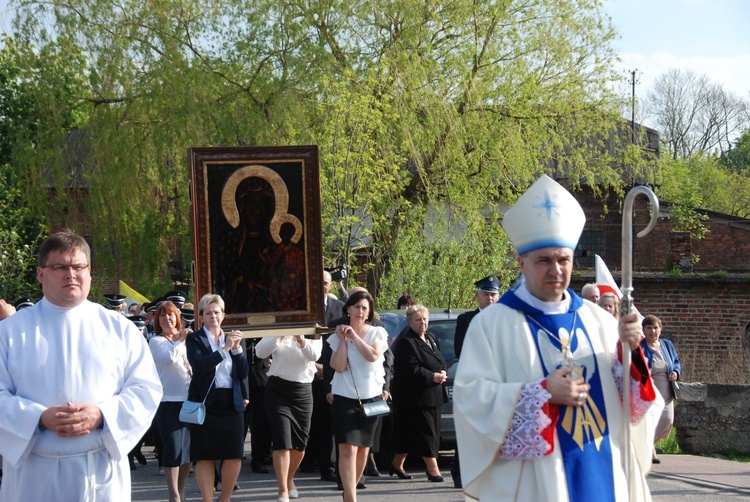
xmin=43 ymin=264 xmax=90 ymax=273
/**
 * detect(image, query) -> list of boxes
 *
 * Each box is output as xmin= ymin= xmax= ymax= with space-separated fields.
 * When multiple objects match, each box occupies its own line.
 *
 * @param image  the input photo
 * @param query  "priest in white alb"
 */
xmin=454 ymin=175 xmax=664 ymax=502
xmin=0 ymin=230 xmax=163 ymax=500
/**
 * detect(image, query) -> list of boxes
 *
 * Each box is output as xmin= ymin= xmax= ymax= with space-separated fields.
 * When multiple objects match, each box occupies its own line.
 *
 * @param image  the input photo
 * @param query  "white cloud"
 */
xmin=614 ymin=52 xmax=750 ymax=101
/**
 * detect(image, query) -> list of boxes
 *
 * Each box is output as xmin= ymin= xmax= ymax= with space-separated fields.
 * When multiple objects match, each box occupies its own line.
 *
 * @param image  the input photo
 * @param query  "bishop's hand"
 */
xmin=618 ymin=312 xmax=643 ymax=351
xmin=546 ymin=366 xmax=590 ymax=408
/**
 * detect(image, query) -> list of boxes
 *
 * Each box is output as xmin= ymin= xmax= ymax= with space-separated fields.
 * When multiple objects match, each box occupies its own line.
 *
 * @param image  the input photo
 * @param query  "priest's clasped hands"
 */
xmin=39 ymin=402 xmax=103 ymax=437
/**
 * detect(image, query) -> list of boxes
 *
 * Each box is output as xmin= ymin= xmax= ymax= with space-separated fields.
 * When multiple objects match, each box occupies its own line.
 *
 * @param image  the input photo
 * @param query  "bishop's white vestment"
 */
xmin=0 ymin=298 xmax=163 ymax=501
xmin=454 ymin=287 xmax=663 ymax=502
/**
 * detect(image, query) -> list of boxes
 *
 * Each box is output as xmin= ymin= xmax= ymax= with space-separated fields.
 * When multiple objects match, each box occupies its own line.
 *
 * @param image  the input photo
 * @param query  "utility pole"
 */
xmin=630 ymin=69 xmax=639 ymax=144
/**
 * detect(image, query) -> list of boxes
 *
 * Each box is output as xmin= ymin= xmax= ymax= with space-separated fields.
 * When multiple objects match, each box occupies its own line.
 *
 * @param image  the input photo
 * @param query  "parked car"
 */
xmin=379 ymin=308 xmax=468 ymax=449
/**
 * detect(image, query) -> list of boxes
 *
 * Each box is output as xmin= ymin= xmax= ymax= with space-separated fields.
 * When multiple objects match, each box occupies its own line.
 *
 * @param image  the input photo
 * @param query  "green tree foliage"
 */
xmin=722 ymin=131 xmax=750 ymax=174
xmin=657 ymin=150 xmax=750 ymax=226
xmin=7 ymin=0 xmax=637 ymax=305
xmin=0 ymin=37 xmax=49 ymax=300
xmin=656 ymin=154 xmax=713 ymax=239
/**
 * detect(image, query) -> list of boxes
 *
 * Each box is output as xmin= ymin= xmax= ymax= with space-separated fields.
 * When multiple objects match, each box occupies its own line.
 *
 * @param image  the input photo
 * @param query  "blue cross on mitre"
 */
xmin=533 ymin=190 xmax=561 ymax=219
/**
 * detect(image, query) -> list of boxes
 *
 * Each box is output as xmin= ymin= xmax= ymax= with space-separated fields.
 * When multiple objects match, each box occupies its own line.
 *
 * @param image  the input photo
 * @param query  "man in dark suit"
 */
xmin=324 ymin=270 xmax=345 ymax=324
xmin=451 ymin=275 xmax=500 ymax=488
xmin=243 ymin=338 xmax=272 ymax=473
xmin=453 ymin=276 xmax=501 ymax=360
xmin=302 ymin=270 xmax=346 ymax=481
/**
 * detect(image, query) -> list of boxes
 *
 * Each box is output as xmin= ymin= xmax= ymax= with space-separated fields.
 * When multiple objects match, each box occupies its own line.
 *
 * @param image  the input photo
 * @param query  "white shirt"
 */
xmin=255 ymin=336 xmax=322 ymax=383
xmin=0 ymin=298 xmax=162 ymax=501
xmin=327 ymin=326 xmax=387 ymax=400
xmin=149 ymin=335 xmax=191 ymax=401
xmin=203 ymin=327 xmax=242 ymax=389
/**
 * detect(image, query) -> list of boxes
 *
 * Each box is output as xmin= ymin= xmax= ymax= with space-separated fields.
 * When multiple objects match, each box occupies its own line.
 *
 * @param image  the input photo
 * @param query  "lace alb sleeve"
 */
xmin=613 ymin=358 xmax=651 ymax=423
xmin=499 ymin=379 xmax=553 ymax=459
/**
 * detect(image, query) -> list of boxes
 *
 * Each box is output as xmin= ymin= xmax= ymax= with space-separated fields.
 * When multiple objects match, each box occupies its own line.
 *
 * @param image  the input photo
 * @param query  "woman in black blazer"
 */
xmin=186 ymin=294 xmax=249 ymax=502
xmin=389 ymin=304 xmax=447 ymax=482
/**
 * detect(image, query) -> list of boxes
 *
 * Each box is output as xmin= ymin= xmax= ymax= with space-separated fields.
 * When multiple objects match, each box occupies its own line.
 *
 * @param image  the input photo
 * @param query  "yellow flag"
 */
xmin=119 ymin=280 xmax=149 ymax=304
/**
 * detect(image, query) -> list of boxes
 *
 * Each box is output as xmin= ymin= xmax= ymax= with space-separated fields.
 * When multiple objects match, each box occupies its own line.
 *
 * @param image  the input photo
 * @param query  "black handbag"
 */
xmin=362 ymin=399 xmax=391 ymax=417
xmin=348 ymin=357 xmax=390 ymax=417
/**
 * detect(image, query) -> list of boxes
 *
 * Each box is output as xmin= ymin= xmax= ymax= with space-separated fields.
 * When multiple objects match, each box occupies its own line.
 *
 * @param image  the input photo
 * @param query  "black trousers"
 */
xmin=247 ymin=385 xmax=272 ymax=465
xmin=304 ymin=379 xmax=336 ymax=473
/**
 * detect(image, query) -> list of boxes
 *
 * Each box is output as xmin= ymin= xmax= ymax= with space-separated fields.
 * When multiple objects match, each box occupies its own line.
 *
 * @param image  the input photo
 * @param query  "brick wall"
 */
xmin=571 ymin=274 xmax=750 ymax=384
xmin=574 ymin=186 xmax=750 ymax=272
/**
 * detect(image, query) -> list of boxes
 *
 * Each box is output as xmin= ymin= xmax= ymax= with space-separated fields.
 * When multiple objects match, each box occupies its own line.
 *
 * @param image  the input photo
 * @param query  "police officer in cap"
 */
xmin=165 ymin=290 xmax=187 ymax=309
xmin=451 ymin=275 xmax=501 ymax=488
xmin=103 ymin=294 xmax=127 ymax=314
xmin=454 ymin=276 xmax=500 ymax=360
xmin=180 ymin=308 xmax=195 ymax=331
xmin=143 ymin=301 xmax=160 ymax=339
xmin=14 ymin=297 xmax=36 ymax=311
xmin=126 ymin=314 xmax=148 ymax=339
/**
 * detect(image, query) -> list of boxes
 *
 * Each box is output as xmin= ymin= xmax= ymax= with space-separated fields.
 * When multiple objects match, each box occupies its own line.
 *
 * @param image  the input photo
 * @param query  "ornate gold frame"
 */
xmin=189 ymin=146 xmax=323 ymax=334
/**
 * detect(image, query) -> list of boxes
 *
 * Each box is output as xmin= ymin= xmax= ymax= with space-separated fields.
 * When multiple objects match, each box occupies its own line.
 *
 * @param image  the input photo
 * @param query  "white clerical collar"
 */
xmin=515 ymin=283 xmax=570 ymax=315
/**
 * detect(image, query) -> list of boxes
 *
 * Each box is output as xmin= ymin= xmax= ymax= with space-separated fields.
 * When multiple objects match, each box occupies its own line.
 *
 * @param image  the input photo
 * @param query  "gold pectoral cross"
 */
xmin=559 ymin=330 xmax=583 ymax=380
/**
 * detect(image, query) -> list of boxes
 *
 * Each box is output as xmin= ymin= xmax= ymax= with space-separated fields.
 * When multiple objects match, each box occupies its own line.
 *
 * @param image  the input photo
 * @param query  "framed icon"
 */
xmin=189 ymin=146 xmax=324 ymax=333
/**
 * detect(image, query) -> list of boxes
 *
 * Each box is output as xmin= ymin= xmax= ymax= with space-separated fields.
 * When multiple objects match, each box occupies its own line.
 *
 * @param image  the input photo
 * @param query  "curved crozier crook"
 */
xmin=221 ymin=165 xmax=303 ymax=244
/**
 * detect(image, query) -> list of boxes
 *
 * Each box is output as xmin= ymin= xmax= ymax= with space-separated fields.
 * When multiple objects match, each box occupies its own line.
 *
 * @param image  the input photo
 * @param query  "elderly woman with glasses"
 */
xmin=640 ymin=315 xmax=681 ymax=463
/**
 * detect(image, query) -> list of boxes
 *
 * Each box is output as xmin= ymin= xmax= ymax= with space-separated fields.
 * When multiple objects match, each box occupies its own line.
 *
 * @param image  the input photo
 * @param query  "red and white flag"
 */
xmin=595 ymin=254 xmax=642 ymax=318
xmin=595 ymin=255 xmax=622 ymax=299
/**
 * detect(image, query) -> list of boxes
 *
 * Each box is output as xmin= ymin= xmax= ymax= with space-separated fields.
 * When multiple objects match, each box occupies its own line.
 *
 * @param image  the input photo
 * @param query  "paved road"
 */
xmin=131 ymin=445 xmax=750 ymax=501
xmin=650 ymin=476 xmax=750 ymax=501
xmin=132 ymin=446 xmax=464 ymax=501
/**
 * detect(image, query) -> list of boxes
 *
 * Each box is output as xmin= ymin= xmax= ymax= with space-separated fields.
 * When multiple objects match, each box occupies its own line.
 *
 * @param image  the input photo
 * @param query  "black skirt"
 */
xmin=154 ymin=401 xmax=191 ymax=467
xmin=391 ymin=403 xmax=440 ymax=458
xmin=332 ymin=395 xmax=381 ymax=447
xmin=265 ymin=376 xmax=313 ymax=451
xmin=190 ymin=388 xmax=244 ymax=460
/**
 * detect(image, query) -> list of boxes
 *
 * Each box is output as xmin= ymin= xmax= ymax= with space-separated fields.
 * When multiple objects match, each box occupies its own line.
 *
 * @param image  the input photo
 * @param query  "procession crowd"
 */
xmin=0 ymin=175 xmax=683 ymax=502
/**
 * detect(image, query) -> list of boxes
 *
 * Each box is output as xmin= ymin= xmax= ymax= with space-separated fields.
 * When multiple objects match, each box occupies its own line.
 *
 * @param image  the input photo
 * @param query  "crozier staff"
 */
xmin=454 ymin=175 xmax=664 ymax=502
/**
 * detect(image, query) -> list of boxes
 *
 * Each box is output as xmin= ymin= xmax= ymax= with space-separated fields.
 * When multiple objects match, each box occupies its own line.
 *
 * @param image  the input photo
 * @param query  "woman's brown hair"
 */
xmin=154 ymin=301 xmax=182 ymax=333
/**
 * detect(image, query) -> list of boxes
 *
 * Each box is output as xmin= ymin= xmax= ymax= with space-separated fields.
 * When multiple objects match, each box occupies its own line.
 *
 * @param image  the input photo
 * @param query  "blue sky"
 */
xmin=1 ymin=0 xmax=748 ymax=100
xmin=603 ymin=0 xmax=750 ymax=99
